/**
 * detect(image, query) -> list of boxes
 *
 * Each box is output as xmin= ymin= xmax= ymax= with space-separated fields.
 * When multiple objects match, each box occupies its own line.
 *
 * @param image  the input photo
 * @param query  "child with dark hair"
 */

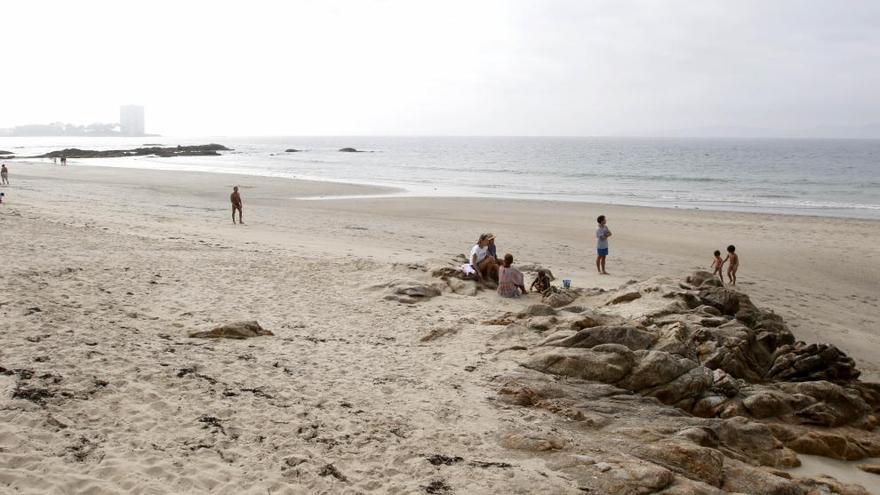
xmin=711 ymin=250 xmax=724 ymax=282
xmin=530 ymin=269 xmax=551 ymax=293
xmin=723 ymin=245 xmax=738 ymax=285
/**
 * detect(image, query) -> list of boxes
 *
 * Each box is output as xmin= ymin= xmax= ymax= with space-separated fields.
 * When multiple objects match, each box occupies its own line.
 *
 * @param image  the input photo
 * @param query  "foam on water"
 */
xmin=3 ymin=136 xmax=879 ymax=219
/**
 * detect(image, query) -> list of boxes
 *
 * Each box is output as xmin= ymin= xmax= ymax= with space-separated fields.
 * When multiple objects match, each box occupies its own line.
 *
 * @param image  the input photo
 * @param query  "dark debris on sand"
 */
xmin=425 ymin=454 xmax=464 ymax=466
xmin=318 ymin=463 xmax=348 ymax=482
xmin=424 ymin=480 xmax=453 ymax=494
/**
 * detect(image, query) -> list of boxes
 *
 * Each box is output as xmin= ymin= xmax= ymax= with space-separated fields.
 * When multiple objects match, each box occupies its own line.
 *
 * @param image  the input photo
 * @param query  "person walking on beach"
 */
xmin=596 ymin=215 xmax=611 ymax=275
xmin=1 ymin=164 xmax=8 ymax=185
xmin=230 ymin=186 xmax=244 ymax=224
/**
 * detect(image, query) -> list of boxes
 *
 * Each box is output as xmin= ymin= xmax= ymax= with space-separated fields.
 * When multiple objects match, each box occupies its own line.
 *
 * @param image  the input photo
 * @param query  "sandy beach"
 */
xmin=2 ymin=162 xmax=879 ymax=494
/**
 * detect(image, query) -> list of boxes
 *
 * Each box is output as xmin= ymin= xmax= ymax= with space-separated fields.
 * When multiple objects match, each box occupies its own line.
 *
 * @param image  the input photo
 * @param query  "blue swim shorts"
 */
xmin=597 ymin=248 xmax=609 ymax=256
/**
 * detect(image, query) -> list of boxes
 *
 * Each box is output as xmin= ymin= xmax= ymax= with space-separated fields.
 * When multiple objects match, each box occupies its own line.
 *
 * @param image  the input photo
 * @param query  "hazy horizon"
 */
xmin=3 ymin=0 xmax=879 ymax=137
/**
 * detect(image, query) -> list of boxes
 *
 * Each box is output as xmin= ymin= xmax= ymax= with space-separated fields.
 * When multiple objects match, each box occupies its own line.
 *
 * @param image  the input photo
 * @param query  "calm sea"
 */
xmin=2 ymin=136 xmax=879 ymax=219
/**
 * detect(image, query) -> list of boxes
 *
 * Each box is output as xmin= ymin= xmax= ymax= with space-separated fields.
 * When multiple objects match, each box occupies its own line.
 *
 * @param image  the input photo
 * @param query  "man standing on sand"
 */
xmin=1 ymin=164 xmax=8 ymax=185
xmin=596 ymin=215 xmax=611 ymax=275
xmin=230 ymin=186 xmax=243 ymax=224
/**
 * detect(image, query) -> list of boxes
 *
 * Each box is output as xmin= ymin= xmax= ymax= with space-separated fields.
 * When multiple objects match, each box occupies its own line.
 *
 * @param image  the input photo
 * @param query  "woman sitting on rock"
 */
xmin=497 ymin=253 xmax=527 ymax=298
xmin=470 ymin=233 xmax=499 ymax=283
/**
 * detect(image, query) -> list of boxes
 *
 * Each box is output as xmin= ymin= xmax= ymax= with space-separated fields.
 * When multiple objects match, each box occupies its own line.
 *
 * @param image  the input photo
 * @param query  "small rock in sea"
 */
xmin=285 ymin=148 xmax=300 ymax=152
xmin=338 ymin=147 xmax=360 ymax=152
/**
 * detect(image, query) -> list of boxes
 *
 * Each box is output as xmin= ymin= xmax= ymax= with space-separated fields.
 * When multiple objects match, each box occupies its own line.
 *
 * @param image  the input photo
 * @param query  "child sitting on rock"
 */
xmin=530 ymin=270 xmax=551 ymax=294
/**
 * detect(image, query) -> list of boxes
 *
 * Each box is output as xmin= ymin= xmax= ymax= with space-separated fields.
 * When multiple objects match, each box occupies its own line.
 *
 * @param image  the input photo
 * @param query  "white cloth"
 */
xmin=460 ymin=263 xmax=476 ymax=275
xmin=596 ymin=225 xmax=611 ymax=249
xmin=470 ymin=244 xmax=488 ymax=266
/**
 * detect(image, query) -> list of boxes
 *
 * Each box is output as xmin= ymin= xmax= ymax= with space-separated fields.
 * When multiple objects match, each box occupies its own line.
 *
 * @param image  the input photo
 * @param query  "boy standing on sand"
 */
xmin=1 ymin=164 xmax=8 ymax=185
xmin=230 ymin=186 xmax=243 ymax=225
xmin=723 ymin=245 xmax=738 ymax=285
xmin=711 ymin=250 xmax=724 ymax=282
xmin=596 ymin=215 xmax=611 ymax=275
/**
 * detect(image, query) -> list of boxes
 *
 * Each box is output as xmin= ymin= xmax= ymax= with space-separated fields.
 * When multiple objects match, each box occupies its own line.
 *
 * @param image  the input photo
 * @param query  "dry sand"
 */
xmin=1 ymin=162 xmax=879 ymax=493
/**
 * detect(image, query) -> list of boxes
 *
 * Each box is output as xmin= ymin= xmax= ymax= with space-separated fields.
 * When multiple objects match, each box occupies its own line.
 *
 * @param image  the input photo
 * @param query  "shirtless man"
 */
xmin=230 ymin=186 xmax=243 ymax=224
xmin=1 ymin=164 xmax=8 ymax=185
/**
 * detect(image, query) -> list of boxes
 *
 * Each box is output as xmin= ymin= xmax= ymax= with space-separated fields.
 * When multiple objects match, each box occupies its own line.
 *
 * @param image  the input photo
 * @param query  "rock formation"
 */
xmin=20 ymin=144 xmax=232 ymax=160
xmin=482 ymin=271 xmax=879 ymax=493
xmin=189 ymin=321 xmax=273 ymax=339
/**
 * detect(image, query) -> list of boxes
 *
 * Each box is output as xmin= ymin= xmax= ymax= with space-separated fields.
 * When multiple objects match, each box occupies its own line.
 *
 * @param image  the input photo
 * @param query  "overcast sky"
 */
xmin=3 ymin=0 xmax=879 ymax=136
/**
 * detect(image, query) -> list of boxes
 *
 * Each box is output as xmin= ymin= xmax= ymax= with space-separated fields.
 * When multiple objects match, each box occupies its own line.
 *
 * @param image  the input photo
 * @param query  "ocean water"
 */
xmin=2 ymin=136 xmax=879 ymax=219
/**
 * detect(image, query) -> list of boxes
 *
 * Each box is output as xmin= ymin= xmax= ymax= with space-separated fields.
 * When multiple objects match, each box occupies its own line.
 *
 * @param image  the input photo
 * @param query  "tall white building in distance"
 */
xmin=120 ymin=105 xmax=145 ymax=136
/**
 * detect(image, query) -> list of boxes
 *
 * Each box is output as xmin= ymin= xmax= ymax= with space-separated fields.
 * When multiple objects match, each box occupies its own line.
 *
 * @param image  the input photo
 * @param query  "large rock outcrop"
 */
xmin=34 ymin=144 xmax=231 ymax=159
xmin=491 ymin=271 xmax=880 ymax=493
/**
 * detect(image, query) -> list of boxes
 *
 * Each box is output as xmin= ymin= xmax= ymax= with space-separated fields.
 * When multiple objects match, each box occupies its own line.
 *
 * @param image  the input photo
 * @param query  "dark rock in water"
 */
xmin=338 ymin=147 xmax=361 ymax=152
xmin=0 ymin=150 xmax=12 ymax=155
xmin=285 ymin=148 xmax=300 ymax=152
xmin=189 ymin=321 xmax=273 ymax=339
xmin=33 ymin=144 xmax=231 ymax=160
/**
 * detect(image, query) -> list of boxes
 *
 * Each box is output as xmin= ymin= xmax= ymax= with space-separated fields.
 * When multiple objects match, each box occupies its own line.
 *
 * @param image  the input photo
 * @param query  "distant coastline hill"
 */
xmin=0 ymin=122 xmax=157 ymax=137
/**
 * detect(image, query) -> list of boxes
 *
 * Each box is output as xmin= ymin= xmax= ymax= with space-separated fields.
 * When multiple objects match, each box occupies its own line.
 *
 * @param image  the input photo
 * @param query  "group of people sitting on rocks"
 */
xmin=467 ymin=233 xmax=553 ymax=299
